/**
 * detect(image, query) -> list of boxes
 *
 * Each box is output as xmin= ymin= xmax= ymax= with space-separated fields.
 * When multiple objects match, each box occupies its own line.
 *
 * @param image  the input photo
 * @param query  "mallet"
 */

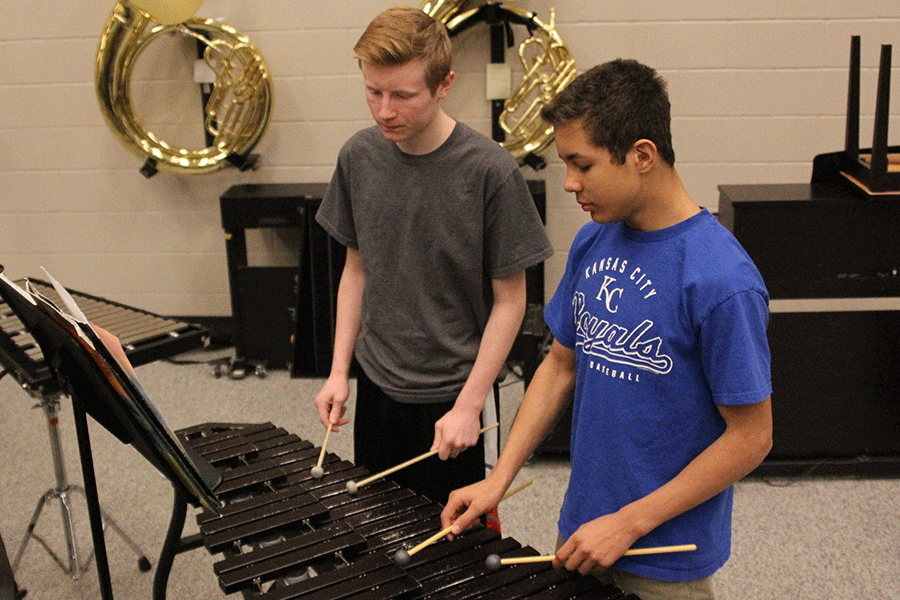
xmin=310 ymin=422 xmax=333 ymax=479
xmin=485 ymin=544 xmax=698 ymax=571
xmin=346 ymin=422 xmax=499 ymax=495
xmin=393 ymin=478 xmax=534 ymax=567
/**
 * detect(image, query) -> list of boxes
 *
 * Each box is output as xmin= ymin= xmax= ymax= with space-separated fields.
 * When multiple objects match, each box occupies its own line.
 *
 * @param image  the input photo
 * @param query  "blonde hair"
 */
xmin=354 ymin=6 xmax=452 ymax=93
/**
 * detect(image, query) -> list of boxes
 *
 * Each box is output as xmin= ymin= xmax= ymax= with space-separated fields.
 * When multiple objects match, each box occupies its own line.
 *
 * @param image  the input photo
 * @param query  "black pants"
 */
xmin=353 ymin=369 xmax=497 ymax=506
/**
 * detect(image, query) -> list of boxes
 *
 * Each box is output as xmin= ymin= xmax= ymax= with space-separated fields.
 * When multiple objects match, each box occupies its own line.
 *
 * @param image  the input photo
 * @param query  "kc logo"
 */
xmin=596 ymin=275 xmax=623 ymax=313
xmin=573 ymin=292 xmax=673 ymax=375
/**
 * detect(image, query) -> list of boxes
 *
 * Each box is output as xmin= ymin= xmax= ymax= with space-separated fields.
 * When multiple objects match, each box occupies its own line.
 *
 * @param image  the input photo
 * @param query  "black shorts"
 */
xmin=353 ymin=368 xmax=498 ymax=506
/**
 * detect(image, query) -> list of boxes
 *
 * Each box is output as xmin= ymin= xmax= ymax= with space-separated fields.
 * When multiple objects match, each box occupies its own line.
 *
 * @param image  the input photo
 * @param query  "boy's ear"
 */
xmin=436 ymin=70 xmax=455 ymax=98
xmin=632 ymin=139 xmax=658 ymax=173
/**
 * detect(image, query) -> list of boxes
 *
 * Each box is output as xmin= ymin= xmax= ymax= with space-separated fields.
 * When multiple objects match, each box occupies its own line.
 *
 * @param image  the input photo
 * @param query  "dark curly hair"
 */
xmin=541 ymin=59 xmax=675 ymax=166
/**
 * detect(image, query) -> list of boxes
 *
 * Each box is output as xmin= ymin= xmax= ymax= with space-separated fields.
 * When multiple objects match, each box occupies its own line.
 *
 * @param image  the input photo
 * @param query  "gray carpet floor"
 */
xmin=1 ymin=346 xmax=898 ymax=599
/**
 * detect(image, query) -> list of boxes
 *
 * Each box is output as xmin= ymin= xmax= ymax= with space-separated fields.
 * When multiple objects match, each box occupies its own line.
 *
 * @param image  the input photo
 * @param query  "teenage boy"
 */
xmin=313 ymin=6 xmax=553 ymax=505
xmin=441 ymin=59 xmax=772 ymax=600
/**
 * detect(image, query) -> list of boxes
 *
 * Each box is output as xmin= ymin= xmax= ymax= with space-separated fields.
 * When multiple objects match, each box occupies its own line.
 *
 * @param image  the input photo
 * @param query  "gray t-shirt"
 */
xmin=316 ymin=122 xmax=553 ymax=403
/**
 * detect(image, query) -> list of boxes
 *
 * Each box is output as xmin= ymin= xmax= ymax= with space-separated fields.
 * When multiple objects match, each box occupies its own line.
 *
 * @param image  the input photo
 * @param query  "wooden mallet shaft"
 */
xmin=316 ymin=422 xmax=333 ymax=469
xmin=401 ymin=477 xmax=534 ymax=561
xmin=352 ymin=422 xmax=499 ymax=489
xmin=407 ymin=526 xmax=453 ymax=557
xmin=500 ymin=479 xmax=533 ymax=502
xmin=310 ymin=422 xmax=334 ymax=479
xmin=496 ymin=544 xmax=697 ymax=566
xmin=622 ymin=543 xmax=697 ymax=556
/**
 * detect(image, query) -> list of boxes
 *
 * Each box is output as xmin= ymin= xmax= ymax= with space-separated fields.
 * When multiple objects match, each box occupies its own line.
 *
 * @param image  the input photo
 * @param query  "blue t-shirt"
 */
xmin=544 ymin=209 xmax=771 ymax=581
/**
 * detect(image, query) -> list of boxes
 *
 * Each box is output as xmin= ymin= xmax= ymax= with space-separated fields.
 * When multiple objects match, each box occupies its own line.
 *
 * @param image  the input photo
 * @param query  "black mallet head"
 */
xmin=485 ymin=554 xmax=502 ymax=571
xmin=393 ymin=549 xmax=411 ymax=567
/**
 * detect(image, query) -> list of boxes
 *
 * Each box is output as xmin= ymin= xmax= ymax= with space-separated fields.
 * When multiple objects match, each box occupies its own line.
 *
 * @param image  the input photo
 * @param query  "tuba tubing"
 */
xmin=422 ymin=1 xmax=576 ymax=166
xmin=96 ymin=0 xmax=272 ymax=175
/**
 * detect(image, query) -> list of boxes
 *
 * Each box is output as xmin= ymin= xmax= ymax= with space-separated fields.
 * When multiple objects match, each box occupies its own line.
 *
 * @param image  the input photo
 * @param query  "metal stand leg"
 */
xmin=12 ymin=393 xmax=152 ymax=579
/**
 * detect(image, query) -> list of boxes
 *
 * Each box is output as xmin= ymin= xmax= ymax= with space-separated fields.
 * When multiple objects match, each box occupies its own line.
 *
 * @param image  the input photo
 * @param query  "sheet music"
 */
xmin=41 ymin=266 xmax=90 ymax=323
xmin=0 ymin=271 xmax=94 ymax=350
xmin=20 ymin=271 xmax=97 ymax=351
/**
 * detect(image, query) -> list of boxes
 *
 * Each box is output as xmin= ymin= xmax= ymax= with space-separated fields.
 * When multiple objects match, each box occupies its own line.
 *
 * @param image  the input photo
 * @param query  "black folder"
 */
xmin=0 ymin=266 xmax=221 ymax=513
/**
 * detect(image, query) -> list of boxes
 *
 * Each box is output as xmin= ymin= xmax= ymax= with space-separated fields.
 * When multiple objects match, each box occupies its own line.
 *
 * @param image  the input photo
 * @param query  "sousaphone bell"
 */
xmin=95 ymin=0 xmax=272 ymax=176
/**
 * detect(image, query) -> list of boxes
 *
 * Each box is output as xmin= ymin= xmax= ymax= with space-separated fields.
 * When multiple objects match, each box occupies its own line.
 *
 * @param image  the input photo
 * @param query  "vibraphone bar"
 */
xmin=172 ymin=422 xmax=636 ymax=600
xmin=0 ymin=279 xmax=207 ymax=394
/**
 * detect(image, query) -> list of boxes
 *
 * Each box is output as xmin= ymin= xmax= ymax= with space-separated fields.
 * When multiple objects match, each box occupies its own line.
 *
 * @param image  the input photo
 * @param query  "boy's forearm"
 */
xmin=453 ymin=271 xmax=527 ymax=414
xmin=329 ymin=248 xmax=364 ymax=378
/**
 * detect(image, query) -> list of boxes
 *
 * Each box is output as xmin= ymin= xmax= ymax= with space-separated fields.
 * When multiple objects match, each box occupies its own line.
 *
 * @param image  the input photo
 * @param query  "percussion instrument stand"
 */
xmin=11 ymin=390 xmax=151 ymax=580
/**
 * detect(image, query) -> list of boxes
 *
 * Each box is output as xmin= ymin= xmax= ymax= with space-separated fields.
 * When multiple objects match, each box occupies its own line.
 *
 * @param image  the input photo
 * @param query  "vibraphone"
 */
xmin=166 ymin=421 xmax=637 ymax=600
xmin=0 ymin=271 xmax=637 ymax=600
xmin=0 ymin=278 xmax=208 ymax=395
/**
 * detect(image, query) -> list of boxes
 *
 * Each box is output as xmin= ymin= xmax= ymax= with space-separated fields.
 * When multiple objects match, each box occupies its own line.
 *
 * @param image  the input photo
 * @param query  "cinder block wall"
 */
xmin=1 ymin=0 xmax=897 ymax=315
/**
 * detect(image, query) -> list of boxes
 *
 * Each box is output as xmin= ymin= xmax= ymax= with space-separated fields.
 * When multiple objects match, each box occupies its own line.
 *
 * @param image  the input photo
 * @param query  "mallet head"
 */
xmin=485 ymin=554 xmax=502 ymax=571
xmin=393 ymin=549 xmax=411 ymax=567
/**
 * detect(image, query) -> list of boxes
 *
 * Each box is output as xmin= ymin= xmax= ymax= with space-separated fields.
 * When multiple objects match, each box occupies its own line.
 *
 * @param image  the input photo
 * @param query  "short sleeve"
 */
xmin=700 ymin=290 xmax=772 ymax=405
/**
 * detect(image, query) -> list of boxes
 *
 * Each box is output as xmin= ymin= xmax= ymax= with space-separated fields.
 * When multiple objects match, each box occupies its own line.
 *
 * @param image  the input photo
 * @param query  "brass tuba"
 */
xmin=420 ymin=0 xmax=471 ymax=23
xmin=96 ymin=0 xmax=272 ymax=176
xmin=422 ymin=1 xmax=577 ymax=167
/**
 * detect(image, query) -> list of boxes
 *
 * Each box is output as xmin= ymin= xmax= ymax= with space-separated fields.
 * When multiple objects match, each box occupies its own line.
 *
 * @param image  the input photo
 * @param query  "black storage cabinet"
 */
xmin=718 ymin=182 xmax=900 ymax=476
xmin=220 ymin=183 xmax=343 ymax=375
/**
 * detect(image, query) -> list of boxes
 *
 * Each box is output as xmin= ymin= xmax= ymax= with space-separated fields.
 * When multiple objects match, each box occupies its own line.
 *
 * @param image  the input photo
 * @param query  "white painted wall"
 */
xmin=1 ymin=1 xmax=897 ymax=316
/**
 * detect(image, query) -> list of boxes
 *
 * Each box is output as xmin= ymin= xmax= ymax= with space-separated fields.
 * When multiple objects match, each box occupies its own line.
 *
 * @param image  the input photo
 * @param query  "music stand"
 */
xmin=0 ymin=268 xmax=222 ymax=600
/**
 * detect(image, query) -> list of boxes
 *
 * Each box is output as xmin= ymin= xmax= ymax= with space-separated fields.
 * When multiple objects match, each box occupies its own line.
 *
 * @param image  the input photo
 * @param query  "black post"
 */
xmin=152 ymin=490 xmax=191 ymax=600
xmin=844 ymin=35 xmax=860 ymax=161
xmin=870 ymin=44 xmax=892 ymax=189
xmin=488 ymin=5 xmax=507 ymax=143
xmin=71 ymin=394 xmax=115 ymax=600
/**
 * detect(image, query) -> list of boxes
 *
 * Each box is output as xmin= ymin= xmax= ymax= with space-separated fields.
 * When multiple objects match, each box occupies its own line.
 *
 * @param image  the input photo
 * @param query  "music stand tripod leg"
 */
xmin=12 ymin=393 xmax=85 ymax=578
xmin=12 ymin=392 xmax=152 ymax=580
xmin=11 ymin=489 xmax=52 ymax=572
xmin=86 ymin=493 xmax=152 ymax=572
